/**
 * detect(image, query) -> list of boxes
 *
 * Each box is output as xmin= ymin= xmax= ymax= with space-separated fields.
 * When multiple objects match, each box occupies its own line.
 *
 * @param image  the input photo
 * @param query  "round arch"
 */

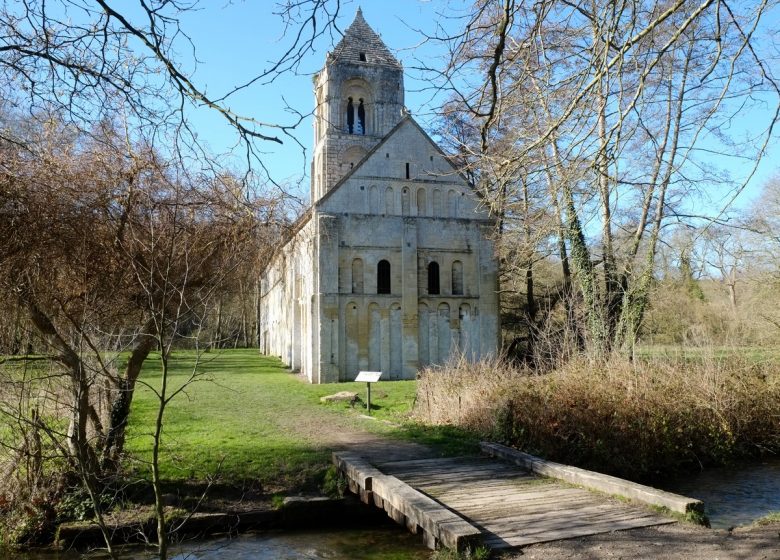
xmin=341 ymin=78 xmax=373 ymax=134
xmin=340 ymin=145 xmax=368 ymax=170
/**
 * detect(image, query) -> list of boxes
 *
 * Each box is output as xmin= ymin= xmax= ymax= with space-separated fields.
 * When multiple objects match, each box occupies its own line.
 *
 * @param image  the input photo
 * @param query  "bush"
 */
xmin=321 ymin=465 xmax=347 ymax=498
xmin=415 ymin=353 xmax=780 ymax=482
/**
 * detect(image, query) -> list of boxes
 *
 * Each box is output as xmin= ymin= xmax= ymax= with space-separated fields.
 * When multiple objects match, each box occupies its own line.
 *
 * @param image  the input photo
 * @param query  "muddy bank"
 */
xmin=51 ymin=494 xmax=389 ymax=552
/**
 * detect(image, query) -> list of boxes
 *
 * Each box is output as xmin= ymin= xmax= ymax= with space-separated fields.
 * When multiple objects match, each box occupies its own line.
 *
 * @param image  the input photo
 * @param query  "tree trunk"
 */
xmin=212 ymin=298 xmax=223 ymax=350
xmin=102 ymin=327 xmax=156 ymax=465
xmin=724 ymin=265 xmax=737 ymax=312
xmin=240 ymin=281 xmax=249 ymax=348
xmin=151 ymin=345 xmax=169 ymax=560
xmin=594 ymin=49 xmax=620 ymax=350
xmin=22 ymin=296 xmax=97 ymax=466
xmin=613 ymin=38 xmax=693 ymax=351
xmin=255 ymin=279 xmax=262 ymax=349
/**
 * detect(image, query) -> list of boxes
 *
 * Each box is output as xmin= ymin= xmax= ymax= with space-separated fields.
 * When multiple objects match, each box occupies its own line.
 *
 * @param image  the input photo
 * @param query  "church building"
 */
xmin=259 ymin=9 xmax=500 ymax=383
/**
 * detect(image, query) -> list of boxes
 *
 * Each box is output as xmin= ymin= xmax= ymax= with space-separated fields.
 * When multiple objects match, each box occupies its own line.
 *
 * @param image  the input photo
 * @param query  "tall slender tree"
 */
xmin=426 ymin=0 xmax=780 ymax=357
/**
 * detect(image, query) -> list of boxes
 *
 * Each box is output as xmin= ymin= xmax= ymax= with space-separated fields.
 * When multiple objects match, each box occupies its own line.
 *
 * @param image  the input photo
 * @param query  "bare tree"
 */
xmin=714 ymin=175 xmax=780 ymax=335
xmin=0 ymin=117 xmax=281 ymax=549
xmin=424 ymin=0 xmax=780 ymax=358
xmin=745 ymin=174 xmax=780 ymax=274
xmin=0 ymin=0 xmax=344 ymax=183
xmin=115 ymin=156 xmax=262 ymax=559
xmin=0 ymin=0 xmax=339 ymax=549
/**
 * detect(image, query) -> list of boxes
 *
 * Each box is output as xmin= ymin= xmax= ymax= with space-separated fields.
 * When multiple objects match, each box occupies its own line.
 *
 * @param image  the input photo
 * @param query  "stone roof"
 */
xmin=329 ymin=8 xmax=401 ymax=67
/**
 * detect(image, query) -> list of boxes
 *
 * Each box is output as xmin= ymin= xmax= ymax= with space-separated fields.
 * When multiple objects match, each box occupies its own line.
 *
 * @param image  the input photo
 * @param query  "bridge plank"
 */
xmin=336 ymin=452 xmax=682 ymax=551
xmin=481 ymin=442 xmax=704 ymax=516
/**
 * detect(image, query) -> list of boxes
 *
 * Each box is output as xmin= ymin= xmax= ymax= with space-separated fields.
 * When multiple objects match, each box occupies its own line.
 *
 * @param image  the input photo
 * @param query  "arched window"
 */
xmin=433 ymin=189 xmax=442 ymax=216
xmin=342 ymin=79 xmax=371 ymax=135
xmin=377 ymin=260 xmax=391 ymax=294
xmin=385 ymin=186 xmax=394 ymax=215
xmin=401 ymin=187 xmax=410 ymax=215
xmin=417 ymin=188 xmax=427 ymax=216
xmin=448 ymin=189 xmax=458 ymax=217
xmin=369 ymin=186 xmax=380 ymax=214
xmin=428 ymin=261 xmax=440 ymax=295
xmin=357 ymin=98 xmax=366 ymax=134
xmin=352 ymin=258 xmax=364 ymax=294
xmin=315 ymin=87 xmax=324 ymax=139
xmin=452 ymin=260 xmax=463 ymax=295
xmin=341 ymin=145 xmax=367 ymax=170
xmin=346 ymin=97 xmax=355 ymax=134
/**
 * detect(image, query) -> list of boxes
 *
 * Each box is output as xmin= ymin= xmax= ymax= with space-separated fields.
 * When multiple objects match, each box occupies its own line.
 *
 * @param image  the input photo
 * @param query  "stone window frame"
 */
xmin=452 ymin=260 xmax=464 ymax=295
xmin=377 ymin=259 xmax=391 ymax=294
xmin=428 ymin=261 xmax=441 ymax=295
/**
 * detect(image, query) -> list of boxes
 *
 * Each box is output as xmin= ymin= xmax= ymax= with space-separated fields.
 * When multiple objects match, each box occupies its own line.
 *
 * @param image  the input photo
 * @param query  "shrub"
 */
xmin=415 ymin=353 xmax=780 ymax=482
xmin=321 ymin=465 xmax=347 ymax=498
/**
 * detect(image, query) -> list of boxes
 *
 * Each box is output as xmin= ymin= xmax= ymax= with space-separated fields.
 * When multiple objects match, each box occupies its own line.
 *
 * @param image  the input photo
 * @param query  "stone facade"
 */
xmin=259 ymin=9 xmax=500 ymax=383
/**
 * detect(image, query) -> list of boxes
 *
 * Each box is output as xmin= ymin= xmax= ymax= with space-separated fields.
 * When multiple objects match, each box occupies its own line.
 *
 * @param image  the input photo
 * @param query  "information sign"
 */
xmin=355 ymin=371 xmax=383 ymax=414
xmin=355 ymin=371 xmax=382 ymax=383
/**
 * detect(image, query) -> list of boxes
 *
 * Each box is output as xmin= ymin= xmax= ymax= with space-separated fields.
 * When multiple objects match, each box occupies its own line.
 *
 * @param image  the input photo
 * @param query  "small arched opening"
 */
xmin=385 ymin=186 xmax=394 ymax=215
xmin=377 ymin=260 xmax=391 ymax=294
xmin=346 ymin=97 xmax=355 ymax=134
xmin=342 ymin=79 xmax=371 ymax=135
xmin=341 ymin=145 xmax=368 ymax=171
xmin=417 ymin=188 xmax=427 ymax=216
xmin=357 ymin=98 xmax=366 ymax=134
xmin=352 ymin=258 xmax=364 ymax=294
xmin=452 ymin=261 xmax=464 ymax=295
xmin=428 ymin=261 xmax=440 ymax=295
xmin=402 ymin=187 xmax=410 ymax=215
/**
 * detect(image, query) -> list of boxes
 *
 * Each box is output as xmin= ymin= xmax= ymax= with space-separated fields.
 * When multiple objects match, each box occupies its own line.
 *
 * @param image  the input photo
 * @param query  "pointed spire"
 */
xmin=329 ymin=8 xmax=400 ymax=67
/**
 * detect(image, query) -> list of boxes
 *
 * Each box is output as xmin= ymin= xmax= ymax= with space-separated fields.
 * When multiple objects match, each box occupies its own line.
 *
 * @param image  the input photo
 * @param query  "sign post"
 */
xmin=355 ymin=371 xmax=382 ymax=415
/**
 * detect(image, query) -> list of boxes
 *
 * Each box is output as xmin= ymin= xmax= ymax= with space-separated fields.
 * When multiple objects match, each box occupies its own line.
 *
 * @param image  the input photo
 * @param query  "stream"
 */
xmin=4 ymin=528 xmax=431 ymax=560
xmin=5 ymin=459 xmax=780 ymax=558
xmin=661 ymin=457 xmax=780 ymax=528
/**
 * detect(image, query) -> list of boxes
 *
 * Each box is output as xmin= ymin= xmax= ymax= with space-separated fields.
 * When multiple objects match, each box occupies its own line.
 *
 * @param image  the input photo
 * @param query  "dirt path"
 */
xmin=278 ymin=380 xmax=780 ymax=559
xmin=287 ymin=408 xmax=439 ymax=462
xmin=280 ymin=374 xmax=440 ymax=462
xmin=505 ymin=522 xmax=780 ymax=560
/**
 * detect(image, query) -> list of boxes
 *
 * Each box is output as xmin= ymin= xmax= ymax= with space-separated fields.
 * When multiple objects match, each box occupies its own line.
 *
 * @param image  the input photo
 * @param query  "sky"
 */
xmin=173 ymin=1 xmax=464 ymax=195
xmin=153 ymin=0 xmax=778 ymax=208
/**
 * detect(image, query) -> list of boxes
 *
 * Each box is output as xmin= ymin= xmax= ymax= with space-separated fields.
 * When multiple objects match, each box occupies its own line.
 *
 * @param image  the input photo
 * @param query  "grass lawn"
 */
xmin=635 ymin=344 xmax=780 ymax=363
xmin=0 ymin=356 xmax=70 ymax=448
xmin=125 ymin=349 xmax=477 ymax=492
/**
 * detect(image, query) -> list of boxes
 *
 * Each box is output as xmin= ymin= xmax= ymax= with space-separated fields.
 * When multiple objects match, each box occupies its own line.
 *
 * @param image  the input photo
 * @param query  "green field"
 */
xmin=125 ymin=349 xmax=476 ymax=491
xmin=634 ymin=345 xmax=780 ymax=362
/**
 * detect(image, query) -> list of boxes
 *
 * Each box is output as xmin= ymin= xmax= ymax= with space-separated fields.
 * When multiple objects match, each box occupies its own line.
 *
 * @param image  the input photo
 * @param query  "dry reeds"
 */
xmin=415 ymin=352 xmax=780 ymax=482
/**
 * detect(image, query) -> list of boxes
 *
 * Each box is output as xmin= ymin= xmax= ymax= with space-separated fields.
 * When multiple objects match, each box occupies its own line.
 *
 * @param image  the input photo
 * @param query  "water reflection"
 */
xmin=7 ymin=528 xmax=430 ymax=560
xmin=10 ymin=460 xmax=779 ymax=558
xmin=663 ymin=458 xmax=780 ymax=528
xmin=168 ymin=529 xmax=430 ymax=560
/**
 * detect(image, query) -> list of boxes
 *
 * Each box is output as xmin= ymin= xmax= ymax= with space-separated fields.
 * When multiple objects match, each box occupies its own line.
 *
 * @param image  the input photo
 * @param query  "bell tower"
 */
xmin=311 ymin=8 xmax=405 ymax=202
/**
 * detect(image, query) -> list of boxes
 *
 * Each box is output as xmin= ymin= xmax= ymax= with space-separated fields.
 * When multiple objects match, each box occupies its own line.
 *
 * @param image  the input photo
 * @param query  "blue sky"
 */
xmin=169 ymin=1 xmax=777 ymax=208
xmin=175 ymin=1 xmax=462 ymax=194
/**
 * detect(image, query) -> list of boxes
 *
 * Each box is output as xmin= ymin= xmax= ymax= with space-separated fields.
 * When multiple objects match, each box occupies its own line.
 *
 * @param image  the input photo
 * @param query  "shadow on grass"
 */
xmin=123 ymin=423 xmax=479 ymax=511
xmin=127 ymin=349 xmax=482 ymax=506
xmin=139 ymin=350 xmax=292 ymax=378
xmin=392 ymin=423 xmax=481 ymax=457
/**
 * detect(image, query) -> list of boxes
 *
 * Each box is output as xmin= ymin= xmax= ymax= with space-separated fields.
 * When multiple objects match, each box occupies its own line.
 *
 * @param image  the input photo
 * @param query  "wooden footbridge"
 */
xmin=334 ymin=442 xmax=704 ymax=551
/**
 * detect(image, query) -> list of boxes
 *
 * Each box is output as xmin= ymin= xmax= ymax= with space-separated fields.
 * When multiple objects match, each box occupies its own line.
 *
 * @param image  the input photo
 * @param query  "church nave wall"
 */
xmin=335 ymin=296 xmax=478 ymax=381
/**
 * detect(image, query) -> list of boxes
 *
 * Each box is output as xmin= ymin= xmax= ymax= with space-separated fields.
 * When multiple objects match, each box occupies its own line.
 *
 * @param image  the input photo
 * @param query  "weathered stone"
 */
xmin=258 ymin=8 xmax=500 ymax=384
xmin=333 ymin=452 xmax=482 ymax=551
xmin=480 ymin=442 xmax=705 ymax=516
xmin=320 ymin=391 xmax=361 ymax=404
